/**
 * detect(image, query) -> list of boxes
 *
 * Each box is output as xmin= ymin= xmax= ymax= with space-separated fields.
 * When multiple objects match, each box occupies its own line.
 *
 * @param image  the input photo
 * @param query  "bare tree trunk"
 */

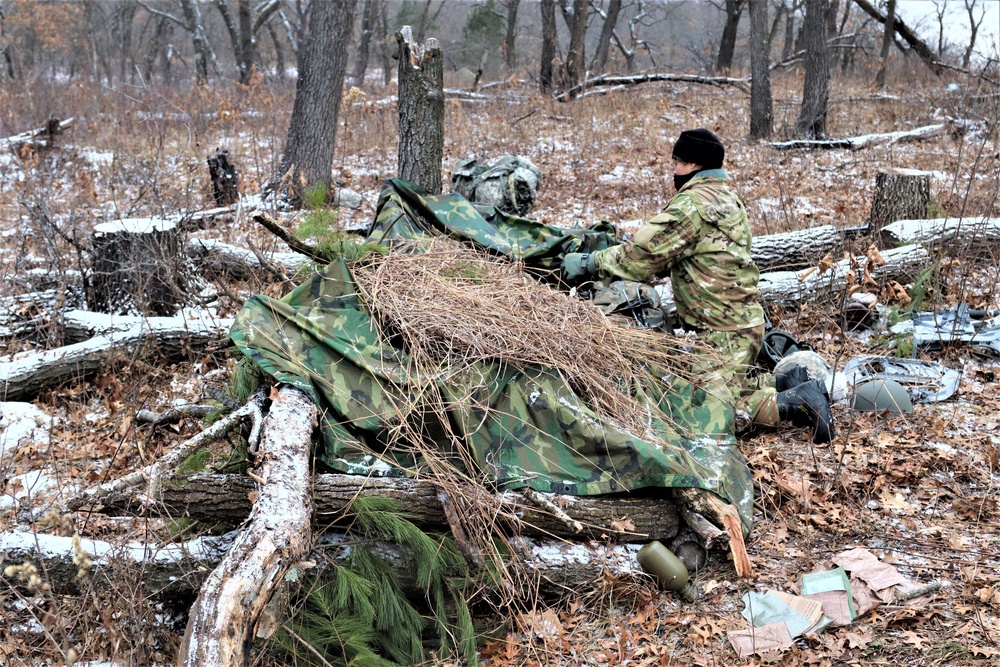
xmin=591 ymin=0 xmax=622 ymax=72
xmin=715 ymin=0 xmax=745 ymax=73
xmin=351 ymin=0 xmax=378 ymax=84
xmin=0 ymin=0 xmax=16 ymax=79
xmin=266 ymin=19 xmax=284 ymax=78
xmin=962 ymin=0 xmax=983 ymax=70
xmin=179 ymin=0 xmax=217 ymax=83
xmin=749 ymin=0 xmax=773 ymax=139
xmin=874 ymin=0 xmax=894 ymax=88
xmin=378 ymin=0 xmax=392 ymax=85
xmin=276 ymin=0 xmax=355 ymax=203
xmin=502 ymin=0 xmax=521 ymax=71
xmin=781 ymin=0 xmax=798 ymax=61
xmin=396 ymin=27 xmax=445 ymax=193
xmin=794 ymin=0 xmax=830 ymax=138
xmin=564 ymin=0 xmax=589 ymax=95
xmin=852 ymin=0 xmax=944 ymax=76
xmin=539 ymin=0 xmax=557 ymax=93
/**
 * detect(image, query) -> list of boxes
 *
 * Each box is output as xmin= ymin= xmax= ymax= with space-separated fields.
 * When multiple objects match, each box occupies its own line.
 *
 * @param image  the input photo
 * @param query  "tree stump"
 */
xmin=206 ymin=149 xmax=240 ymax=206
xmin=89 ymin=218 xmax=185 ymax=316
xmin=868 ymin=168 xmax=931 ymax=235
xmin=396 ymin=26 xmax=444 ymax=193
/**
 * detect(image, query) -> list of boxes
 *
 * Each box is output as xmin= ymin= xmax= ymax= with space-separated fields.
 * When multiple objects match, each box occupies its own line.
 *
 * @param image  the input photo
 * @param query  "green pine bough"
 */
xmin=269 ymin=496 xmax=478 ymax=667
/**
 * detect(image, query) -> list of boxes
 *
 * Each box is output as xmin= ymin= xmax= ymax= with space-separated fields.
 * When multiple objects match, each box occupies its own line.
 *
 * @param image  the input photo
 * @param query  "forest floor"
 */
xmin=1 ymin=66 xmax=999 ymax=666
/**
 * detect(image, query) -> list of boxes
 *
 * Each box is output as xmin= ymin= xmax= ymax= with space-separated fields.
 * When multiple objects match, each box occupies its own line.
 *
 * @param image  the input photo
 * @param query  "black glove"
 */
xmin=562 ymin=252 xmax=596 ymax=282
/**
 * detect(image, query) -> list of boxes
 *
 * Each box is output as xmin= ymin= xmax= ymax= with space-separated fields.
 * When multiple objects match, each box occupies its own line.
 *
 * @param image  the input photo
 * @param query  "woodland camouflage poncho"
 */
xmin=230 ymin=179 xmax=755 ymax=532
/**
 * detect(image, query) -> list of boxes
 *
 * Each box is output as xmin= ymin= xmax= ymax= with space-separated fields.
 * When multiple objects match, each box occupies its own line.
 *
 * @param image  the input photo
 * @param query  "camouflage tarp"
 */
xmin=230 ymin=179 xmax=754 ymax=531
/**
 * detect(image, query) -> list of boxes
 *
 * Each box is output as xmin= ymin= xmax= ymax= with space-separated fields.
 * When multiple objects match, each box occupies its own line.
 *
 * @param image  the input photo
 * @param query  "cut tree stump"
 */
xmin=206 ymin=149 xmax=240 ymax=206
xmin=90 ymin=218 xmax=186 ymax=316
xmin=91 ymin=472 xmax=683 ymax=542
xmin=868 ymin=168 xmax=931 ymax=235
xmin=178 ymin=385 xmax=316 ymax=667
xmin=396 ymin=26 xmax=444 ymax=193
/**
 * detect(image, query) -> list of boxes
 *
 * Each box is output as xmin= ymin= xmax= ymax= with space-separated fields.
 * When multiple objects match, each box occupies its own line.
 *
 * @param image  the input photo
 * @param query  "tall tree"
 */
xmin=214 ymin=0 xmax=282 ymax=84
xmin=138 ymin=0 xmax=219 ymax=83
xmin=277 ymin=0 xmax=356 ymax=203
xmin=539 ymin=0 xmax=557 ymax=93
xmin=0 ymin=0 xmax=16 ymax=79
xmin=749 ymin=0 xmax=773 ymax=139
xmin=874 ymin=0 xmax=894 ymax=88
xmin=715 ymin=0 xmax=745 ymax=72
xmin=564 ymin=0 xmax=589 ymax=93
xmin=962 ymin=0 xmax=985 ymax=69
xmin=794 ymin=0 xmax=829 ymax=138
xmin=351 ymin=0 xmax=378 ymax=83
xmin=591 ymin=0 xmax=623 ymax=72
xmin=781 ymin=0 xmax=799 ymax=61
xmin=501 ymin=0 xmax=520 ymax=71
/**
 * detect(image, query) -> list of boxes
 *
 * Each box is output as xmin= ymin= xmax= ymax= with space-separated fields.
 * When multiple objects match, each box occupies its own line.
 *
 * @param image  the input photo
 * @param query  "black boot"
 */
xmin=777 ymin=379 xmax=835 ymax=444
xmin=775 ymin=365 xmax=813 ymax=393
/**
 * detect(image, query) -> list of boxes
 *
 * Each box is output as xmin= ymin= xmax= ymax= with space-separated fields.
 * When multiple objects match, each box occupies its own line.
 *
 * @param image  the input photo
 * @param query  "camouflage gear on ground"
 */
xmin=230 ymin=178 xmax=756 ymax=532
xmin=591 ymin=170 xmax=765 ymax=333
xmin=695 ymin=326 xmax=779 ymax=428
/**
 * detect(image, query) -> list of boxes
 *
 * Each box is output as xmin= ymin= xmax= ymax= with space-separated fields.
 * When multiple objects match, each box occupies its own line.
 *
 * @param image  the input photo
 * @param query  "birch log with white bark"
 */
xmin=758 ymin=244 xmax=929 ymax=309
xmin=769 ymin=123 xmax=948 ymax=150
xmin=881 ymin=217 xmax=1000 ymax=256
xmin=93 ymin=472 xmax=683 ymax=542
xmin=177 ymin=385 xmax=316 ymax=667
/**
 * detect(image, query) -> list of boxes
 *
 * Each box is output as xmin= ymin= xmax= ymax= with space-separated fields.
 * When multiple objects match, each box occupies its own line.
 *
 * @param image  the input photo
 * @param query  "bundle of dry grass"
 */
xmin=352 ymin=238 xmax=724 ymax=438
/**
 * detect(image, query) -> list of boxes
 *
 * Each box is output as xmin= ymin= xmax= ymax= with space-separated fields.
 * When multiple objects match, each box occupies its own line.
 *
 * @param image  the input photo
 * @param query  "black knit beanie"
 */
xmin=671 ymin=128 xmax=725 ymax=169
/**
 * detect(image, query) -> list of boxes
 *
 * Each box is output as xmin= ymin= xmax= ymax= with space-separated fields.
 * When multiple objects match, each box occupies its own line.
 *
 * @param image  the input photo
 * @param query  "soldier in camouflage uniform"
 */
xmin=563 ymin=129 xmax=834 ymax=443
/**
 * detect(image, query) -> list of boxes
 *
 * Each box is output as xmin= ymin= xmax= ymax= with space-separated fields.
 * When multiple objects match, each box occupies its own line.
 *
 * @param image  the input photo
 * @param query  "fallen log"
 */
xmin=91 ymin=472 xmax=683 ymax=542
xmin=0 ymin=528 xmax=651 ymax=601
xmin=751 ymin=225 xmax=842 ymax=271
xmin=768 ymin=123 xmax=947 ymax=150
xmin=0 ymin=117 xmax=73 ymax=152
xmin=178 ymin=385 xmax=315 ymax=667
xmin=0 ymin=310 xmax=231 ymax=401
xmin=758 ymin=243 xmax=929 ymax=309
xmin=880 ymin=217 xmax=1000 ymax=257
xmin=185 ymin=237 xmax=311 ymax=282
xmin=556 ymin=72 xmax=750 ymax=101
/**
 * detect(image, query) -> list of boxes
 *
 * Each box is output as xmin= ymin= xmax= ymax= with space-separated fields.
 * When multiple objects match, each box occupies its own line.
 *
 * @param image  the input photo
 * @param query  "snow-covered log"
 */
xmin=758 ymin=244 xmax=929 ymax=309
xmin=178 ymin=386 xmax=315 ymax=667
xmin=881 ymin=217 xmax=1000 ymax=256
xmin=0 ymin=117 xmax=73 ymax=151
xmin=185 ymin=238 xmax=311 ymax=282
xmin=750 ymin=225 xmax=842 ymax=271
xmin=0 ymin=530 xmax=230 ymax=597
xmin=556 ymin=72 xmax=750 ymax=101
xmin=0 ymin=529 xmax=649 ymax=601
xmin=93 ymin=472 xmax=683 ymax=542
xmin=768 ymin=123 xmax=947 ymax=150
xmin=0 ymin=310 xmax=231 ymax=401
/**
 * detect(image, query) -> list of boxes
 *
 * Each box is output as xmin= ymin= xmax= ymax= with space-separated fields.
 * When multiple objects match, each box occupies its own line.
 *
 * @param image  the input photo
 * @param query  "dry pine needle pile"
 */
xmin=352 ymin=239 xmax=719 ymax=436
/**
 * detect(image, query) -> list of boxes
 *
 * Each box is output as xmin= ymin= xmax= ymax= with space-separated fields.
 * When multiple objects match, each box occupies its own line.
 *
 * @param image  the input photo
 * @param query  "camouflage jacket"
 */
xmin=592 ymin=170 xmax=765 ymax=332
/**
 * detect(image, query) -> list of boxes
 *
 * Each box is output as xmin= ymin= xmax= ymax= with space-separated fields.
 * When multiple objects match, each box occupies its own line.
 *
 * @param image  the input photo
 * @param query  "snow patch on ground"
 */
xmin=0 ymin=402 xmax=53 ymax=461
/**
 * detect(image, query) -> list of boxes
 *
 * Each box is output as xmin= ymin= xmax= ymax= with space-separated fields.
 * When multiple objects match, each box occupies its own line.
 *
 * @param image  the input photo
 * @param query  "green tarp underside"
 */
xmin=230 ymin=179 xmax=754 ymax=532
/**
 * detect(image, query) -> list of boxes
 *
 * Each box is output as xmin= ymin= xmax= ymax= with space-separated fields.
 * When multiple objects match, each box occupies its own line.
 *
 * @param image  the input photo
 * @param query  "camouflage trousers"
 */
xmin=691 ymin=325 xmax=780 ymax=429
